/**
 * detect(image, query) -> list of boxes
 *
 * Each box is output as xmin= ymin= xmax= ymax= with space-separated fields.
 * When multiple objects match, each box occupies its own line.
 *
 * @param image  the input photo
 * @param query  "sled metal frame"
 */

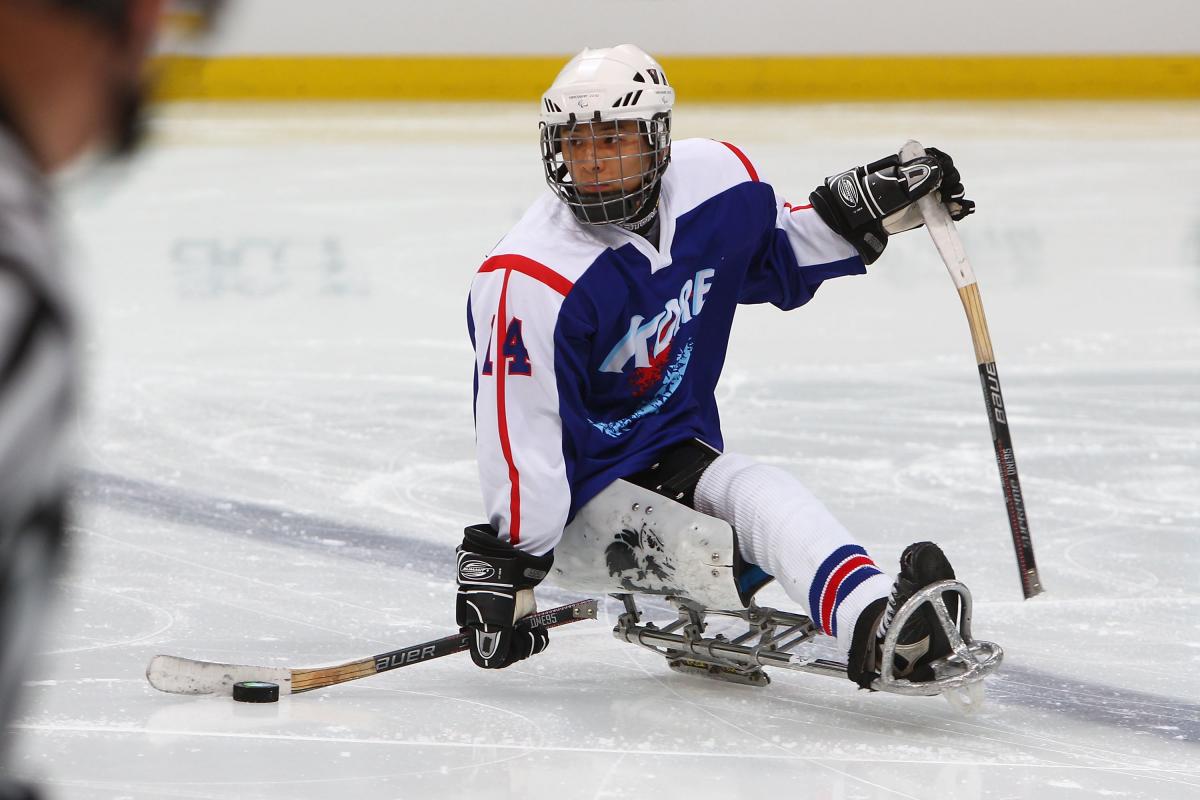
xmin=612 ymin=580 xmax=1003 ymax=699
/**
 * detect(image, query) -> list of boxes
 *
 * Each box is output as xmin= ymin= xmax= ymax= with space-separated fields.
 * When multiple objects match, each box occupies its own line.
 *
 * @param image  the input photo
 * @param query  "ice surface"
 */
xmin=7 ymin=101 xmax=1199 ymax=798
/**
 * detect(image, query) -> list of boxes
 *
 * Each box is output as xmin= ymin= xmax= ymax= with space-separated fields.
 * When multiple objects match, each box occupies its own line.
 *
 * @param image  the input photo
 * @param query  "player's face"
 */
xmin=559 ymin=120 xmax=653 ymax=195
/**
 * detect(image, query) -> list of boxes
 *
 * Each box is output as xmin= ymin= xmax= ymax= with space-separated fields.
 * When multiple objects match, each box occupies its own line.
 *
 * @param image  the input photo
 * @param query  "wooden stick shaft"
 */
xmin=958 ymin=284 xmax=994 ymax=364
xmin=290 ymin=598 xmax=598 ymax=693
xmin=958 ymin=286 xmax=1042 ymax=599
xmin=900 ymin=139 xmax=1043 ymax=599
xmin=291 ymin=633 xmax=467 ymax=693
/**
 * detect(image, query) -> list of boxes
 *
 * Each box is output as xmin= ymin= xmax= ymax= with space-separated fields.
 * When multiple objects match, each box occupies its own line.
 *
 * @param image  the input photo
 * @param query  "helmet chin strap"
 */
xmin=617 ymin=188 xmax=660 ymax=246
xmin=616 ymin=177 xmax=662 ymax=244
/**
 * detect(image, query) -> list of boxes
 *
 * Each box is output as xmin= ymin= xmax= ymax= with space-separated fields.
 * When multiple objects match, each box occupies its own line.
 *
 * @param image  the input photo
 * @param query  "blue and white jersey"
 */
xmin=468 ymin=138 xmax=864 ymax=557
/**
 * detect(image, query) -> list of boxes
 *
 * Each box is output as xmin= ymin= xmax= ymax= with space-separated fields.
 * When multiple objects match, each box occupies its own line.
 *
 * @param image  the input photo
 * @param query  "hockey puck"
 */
xmin=232 ymin=681 xmax=279 ymax=703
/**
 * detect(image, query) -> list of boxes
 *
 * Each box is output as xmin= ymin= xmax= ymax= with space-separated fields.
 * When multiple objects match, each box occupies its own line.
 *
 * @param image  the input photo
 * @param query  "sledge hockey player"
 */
xmin=458 ymin=45 xmax=982 ymax=694
xmin=0 ymin=2 xmax=224 ymax=797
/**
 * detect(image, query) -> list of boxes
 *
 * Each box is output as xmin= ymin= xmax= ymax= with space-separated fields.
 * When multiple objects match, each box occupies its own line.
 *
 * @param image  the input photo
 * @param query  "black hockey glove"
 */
xmin=810 ymin=146 xmax=975 ymax=265
xmin=455 ymin=523 xmax=554 ymax=669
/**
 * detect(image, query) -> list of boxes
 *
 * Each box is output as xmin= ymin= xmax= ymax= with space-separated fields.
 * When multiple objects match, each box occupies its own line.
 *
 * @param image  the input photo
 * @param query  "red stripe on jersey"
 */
xmin=480 ymin=254 xmax=573 ymax=297
xmin=494 ymin=268 xmax=522 ymax=543
xmin=784 ymin=202 xmax=813 ymax=213
xmin=820 ymin=555 xmax=873 ymax=635
xmin=719 ymin=141 xmax=759 ymax=182
xmin=479 ymin=254 xmax=572 ymax=543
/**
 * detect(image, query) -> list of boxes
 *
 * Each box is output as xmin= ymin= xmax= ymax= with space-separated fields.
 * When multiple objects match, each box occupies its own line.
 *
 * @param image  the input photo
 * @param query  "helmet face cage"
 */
xmin=540 ymin=111 xmax=672 ymax=226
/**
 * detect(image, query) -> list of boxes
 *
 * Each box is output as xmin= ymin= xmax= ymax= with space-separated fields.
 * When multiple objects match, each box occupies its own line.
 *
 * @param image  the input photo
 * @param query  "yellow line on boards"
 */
xmin=151 ymin=54 xmax=1200 ymax=101
xmin=152 ymin=56 xmax=565 ymax=101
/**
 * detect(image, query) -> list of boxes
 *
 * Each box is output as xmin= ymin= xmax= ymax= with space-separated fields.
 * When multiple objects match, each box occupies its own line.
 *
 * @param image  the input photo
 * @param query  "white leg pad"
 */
xmin=551 ymin=479 xmax=744 ymax=610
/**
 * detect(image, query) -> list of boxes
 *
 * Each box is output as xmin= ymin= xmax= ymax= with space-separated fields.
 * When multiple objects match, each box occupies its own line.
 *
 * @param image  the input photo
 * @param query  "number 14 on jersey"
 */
xmin=482 ymin=316 xmax=532 ymax=377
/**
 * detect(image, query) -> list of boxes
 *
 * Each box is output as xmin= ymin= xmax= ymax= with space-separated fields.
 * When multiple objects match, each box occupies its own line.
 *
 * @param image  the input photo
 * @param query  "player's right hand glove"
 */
xmin=455 ymin=523 xmax=554 ymax=669
xmin=809 ymin=146 xmax=974 ymax=265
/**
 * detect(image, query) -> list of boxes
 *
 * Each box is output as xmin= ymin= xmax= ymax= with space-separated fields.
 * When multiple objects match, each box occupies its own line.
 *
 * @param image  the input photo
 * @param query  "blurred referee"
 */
xmin=0 ymin=3 xmax=225 ymax=797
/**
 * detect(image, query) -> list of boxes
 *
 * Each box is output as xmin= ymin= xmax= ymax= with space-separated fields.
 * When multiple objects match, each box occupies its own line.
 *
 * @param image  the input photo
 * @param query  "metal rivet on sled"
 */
xmin=632 ymin=503 xmax=639 ymax=511
xmin=711 ymin=552 xmax=720 ymax=562
xmin=646 ymin=507 xmax=653 ymax=514
xmin=711 ymin=569 xmax=720 ymax=577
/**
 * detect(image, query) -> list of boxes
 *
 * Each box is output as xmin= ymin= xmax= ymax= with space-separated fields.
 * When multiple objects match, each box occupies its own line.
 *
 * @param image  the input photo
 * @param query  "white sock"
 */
xmin=694 ymin=452 xmax=892 ymax=655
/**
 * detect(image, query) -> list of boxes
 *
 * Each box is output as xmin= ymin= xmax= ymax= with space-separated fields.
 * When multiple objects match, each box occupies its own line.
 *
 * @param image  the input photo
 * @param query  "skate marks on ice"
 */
xmin=37 ymin=580 xmax=177 ymax=657
xmin=596 ymin=626 xmax=1198 ymax=800
xmin=990 ymin=663 xmax=1200 ymax=745
xmin=73 ymin=467 xmax=1200 ymax=747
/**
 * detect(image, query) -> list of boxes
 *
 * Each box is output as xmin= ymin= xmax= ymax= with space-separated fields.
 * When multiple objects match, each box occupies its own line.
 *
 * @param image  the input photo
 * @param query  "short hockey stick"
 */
xmin=901 ymin=140 xmax=1043 ymax=599
xmin=146 ymin=598 xmax=599 ymax=696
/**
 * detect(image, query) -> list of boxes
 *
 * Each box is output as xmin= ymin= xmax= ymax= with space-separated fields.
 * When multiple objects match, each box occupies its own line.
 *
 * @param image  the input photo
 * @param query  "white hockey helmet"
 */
xmin=539 ymin=44 xmax=675 ymax=226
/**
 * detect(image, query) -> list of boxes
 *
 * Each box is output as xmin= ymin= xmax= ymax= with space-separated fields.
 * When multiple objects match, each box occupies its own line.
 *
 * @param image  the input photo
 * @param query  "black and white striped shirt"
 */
xmin=0 ymin=123 xmax=75 ymax=544
xmin=0 ymin=117 xmax=78 ymax=768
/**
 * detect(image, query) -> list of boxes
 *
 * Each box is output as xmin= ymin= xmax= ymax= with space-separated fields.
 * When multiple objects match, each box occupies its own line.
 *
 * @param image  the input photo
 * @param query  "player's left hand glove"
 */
xmin=810 ymin=146 xmax=975 ymax=265
xmin=455 ymin=524 xmax=554 ymax=669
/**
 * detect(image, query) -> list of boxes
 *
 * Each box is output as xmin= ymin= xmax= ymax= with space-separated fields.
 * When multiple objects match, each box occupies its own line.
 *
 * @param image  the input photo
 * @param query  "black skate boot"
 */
xmin=847 ymin=541 xmax=959 ymax=690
